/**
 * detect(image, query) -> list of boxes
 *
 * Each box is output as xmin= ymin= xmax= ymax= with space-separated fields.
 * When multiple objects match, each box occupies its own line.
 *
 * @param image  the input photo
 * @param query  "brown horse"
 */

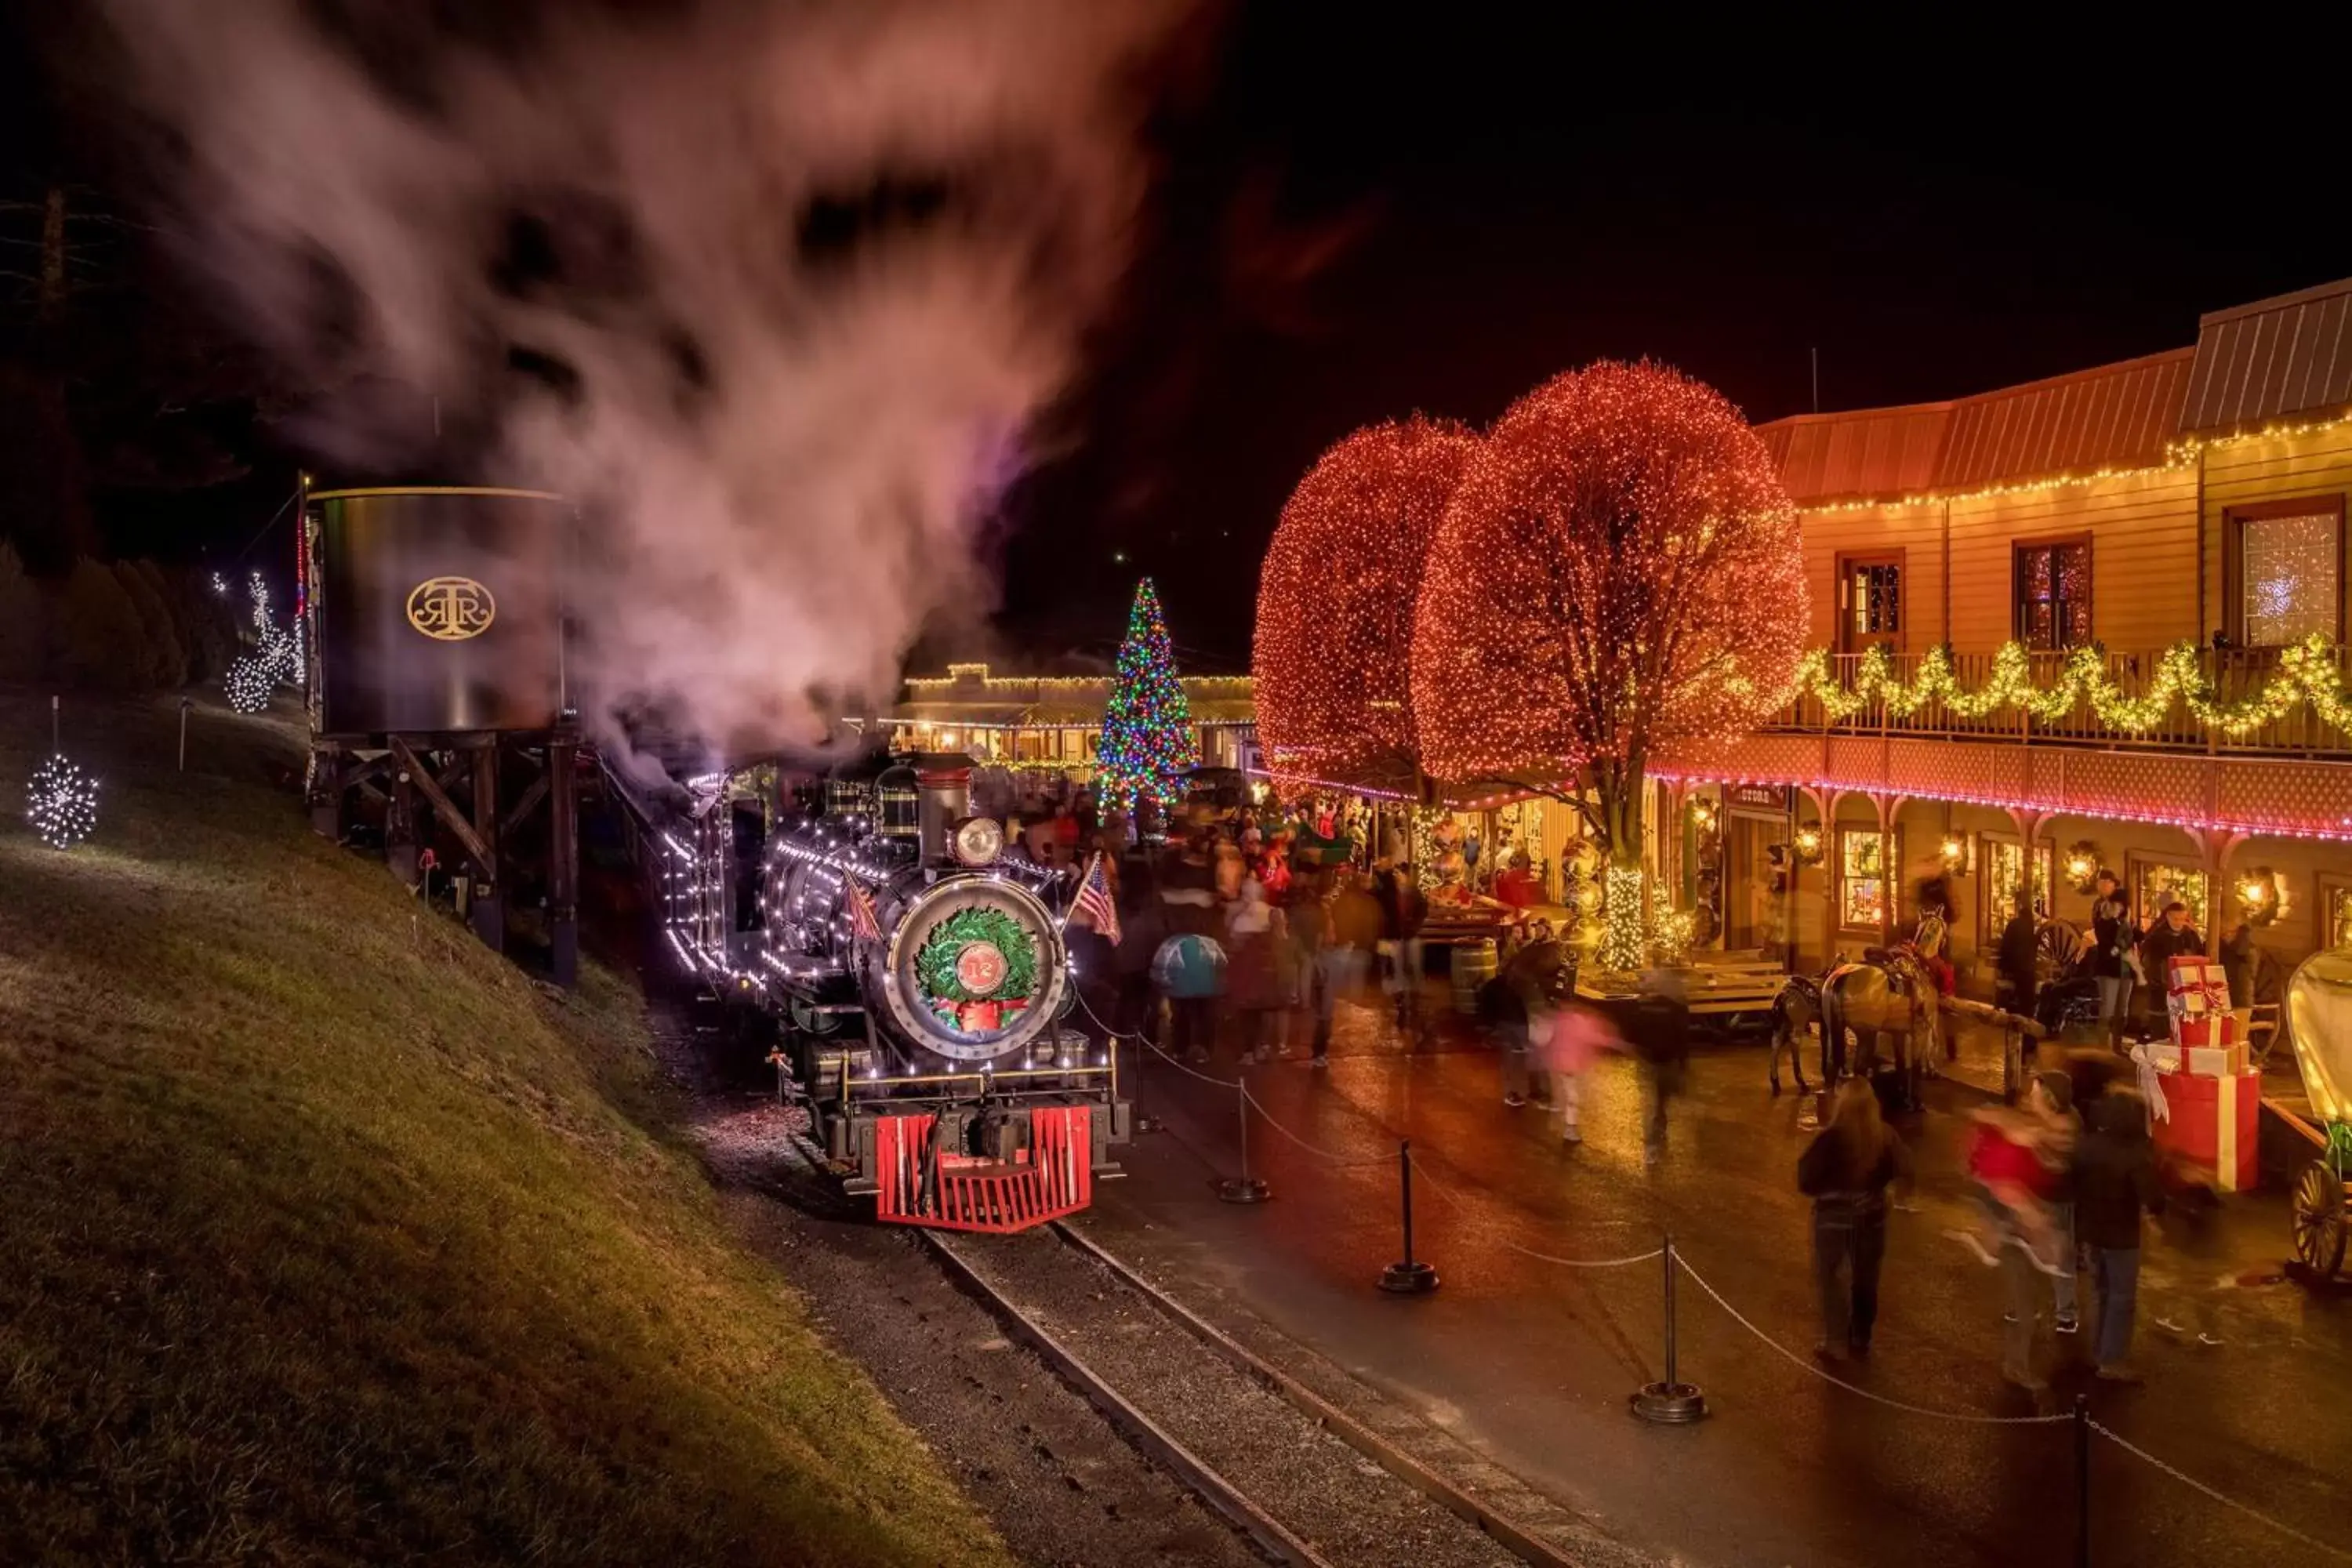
xmin=1817 ymin=947 xmax=1939 ymax=1110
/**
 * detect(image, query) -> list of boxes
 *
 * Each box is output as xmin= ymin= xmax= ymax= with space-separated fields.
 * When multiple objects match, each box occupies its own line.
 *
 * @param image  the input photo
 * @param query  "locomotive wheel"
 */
xmin=2292 ymin=1161 xmax=2347 ymax=1279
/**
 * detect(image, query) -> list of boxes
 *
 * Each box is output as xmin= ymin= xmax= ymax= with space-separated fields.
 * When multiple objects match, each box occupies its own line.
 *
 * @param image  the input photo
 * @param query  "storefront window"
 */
xmin=2132 ymin=858 xmax=2209 ymax=933
xmin=1986 ymin=837 xmax=2054 ymax=920
xmin=1838 ymin=828 xmax=1893 ymax=931
xmin=2328 ymin=883 xmax=2352 ymax=951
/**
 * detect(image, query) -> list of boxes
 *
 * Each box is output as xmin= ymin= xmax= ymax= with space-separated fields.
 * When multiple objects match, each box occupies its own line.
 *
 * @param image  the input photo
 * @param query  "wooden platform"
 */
xmin=1577 ymin=951 xmax=1787 ymax=1017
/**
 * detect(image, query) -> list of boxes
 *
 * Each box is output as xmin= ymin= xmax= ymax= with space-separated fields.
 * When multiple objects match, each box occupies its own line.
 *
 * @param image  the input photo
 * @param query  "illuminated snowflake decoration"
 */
xmin=26 ymin=754 xmax=98 ymax=850
xmin=225 ymin=655 xmax=274 ymax=713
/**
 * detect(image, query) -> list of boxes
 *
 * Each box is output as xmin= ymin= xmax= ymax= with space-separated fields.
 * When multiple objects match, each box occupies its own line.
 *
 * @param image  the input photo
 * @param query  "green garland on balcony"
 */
xmin=1772 ymin=633 xmax=2352 ymax=739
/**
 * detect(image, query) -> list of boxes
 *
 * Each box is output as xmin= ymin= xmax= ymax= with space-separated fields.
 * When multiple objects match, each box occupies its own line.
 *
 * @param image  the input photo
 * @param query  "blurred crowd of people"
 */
xmin=1061 ymin=818 xmax=1441 ymax=1072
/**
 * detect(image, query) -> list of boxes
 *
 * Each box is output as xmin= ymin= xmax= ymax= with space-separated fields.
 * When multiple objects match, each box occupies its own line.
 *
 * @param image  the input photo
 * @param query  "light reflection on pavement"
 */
xmin=1081 ymin=987 xmax=2350 ymax=1568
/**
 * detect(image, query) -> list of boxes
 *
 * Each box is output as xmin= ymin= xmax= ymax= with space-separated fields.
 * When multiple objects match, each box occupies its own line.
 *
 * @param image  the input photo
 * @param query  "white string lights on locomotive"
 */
xmin=26 ymin=754 xmax=99 ymax=850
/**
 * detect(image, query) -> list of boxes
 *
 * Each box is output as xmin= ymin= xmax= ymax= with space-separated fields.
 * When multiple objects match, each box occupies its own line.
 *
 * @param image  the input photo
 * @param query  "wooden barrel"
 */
xmin=1450 ymin=939 xmax=1498 ymax=1016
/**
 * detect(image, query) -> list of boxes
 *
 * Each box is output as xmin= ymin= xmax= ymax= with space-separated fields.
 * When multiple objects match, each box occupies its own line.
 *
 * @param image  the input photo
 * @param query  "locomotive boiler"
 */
xmin=665 ymin=753 xmax=1127 ymax=1232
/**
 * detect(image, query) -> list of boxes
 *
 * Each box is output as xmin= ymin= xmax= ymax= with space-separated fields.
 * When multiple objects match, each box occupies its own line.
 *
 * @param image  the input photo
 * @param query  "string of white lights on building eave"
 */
xmin=1791 ymin=405 xmax=2352 ymax=516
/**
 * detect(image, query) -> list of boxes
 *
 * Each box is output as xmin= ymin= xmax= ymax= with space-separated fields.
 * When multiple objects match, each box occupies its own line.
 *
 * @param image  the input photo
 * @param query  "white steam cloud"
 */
xmin=96 ymin=0 xmax=1192 ymax=761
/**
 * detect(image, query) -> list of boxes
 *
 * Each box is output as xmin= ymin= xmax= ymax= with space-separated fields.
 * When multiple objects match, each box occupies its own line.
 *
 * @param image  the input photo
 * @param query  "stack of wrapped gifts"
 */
xmin=2144 ymin=955 xmax=2259 ymax=1191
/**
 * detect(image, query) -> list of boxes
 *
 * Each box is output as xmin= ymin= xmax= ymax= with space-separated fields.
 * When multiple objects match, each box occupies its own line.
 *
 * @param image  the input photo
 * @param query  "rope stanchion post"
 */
xmin=2074 ymin=1394 xmax=2090 ymax=1568
xmin=1214 ymin=1078 xmax=1270 ymax=1204
xmin=1377 ymin=1140 xmax=1439 ymax=1295
xmin=1631 ymin=1232 xmax=1707 ymax=1423
xmin=1130 ymin=1029 xmax=1165 ymax=1135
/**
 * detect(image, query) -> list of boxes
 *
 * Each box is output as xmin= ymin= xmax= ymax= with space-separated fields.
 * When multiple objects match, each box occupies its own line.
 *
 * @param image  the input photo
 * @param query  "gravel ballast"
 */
xmin=944 ymin=1228 xmax=1528 ymax=1568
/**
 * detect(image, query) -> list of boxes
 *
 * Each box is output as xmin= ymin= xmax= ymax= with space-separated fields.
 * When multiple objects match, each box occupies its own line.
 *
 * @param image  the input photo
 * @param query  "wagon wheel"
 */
xmin=2292 ymin=1161 xmax=2348 ymax=1279
xmin=2034 ymin=916 xmax=2082 ymax=985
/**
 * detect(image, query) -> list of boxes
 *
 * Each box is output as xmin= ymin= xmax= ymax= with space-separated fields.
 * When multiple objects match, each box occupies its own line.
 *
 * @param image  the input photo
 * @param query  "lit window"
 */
xmin=1840 ymin=557 xmax=1902 ymax=652
xmin=1987 ymin=837 xmax=2053 ymax=920
xmin=1838 ymin=828 xmax=1893 ymax=930
xmin=2328 ymin=884 xmax=2352 ymax=950
xmin=2015 ymin=542 xmax=2092 ymax=651
xmin=2132 ymin=859 xmax=2209 ymax=934
xmin=2240 ymin=510 xmax=2339 ymax=647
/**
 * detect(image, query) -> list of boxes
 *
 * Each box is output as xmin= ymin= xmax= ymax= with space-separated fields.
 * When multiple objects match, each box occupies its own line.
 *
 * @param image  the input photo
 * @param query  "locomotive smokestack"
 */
xmin=915 ymin=754 xmax=974 ymax=866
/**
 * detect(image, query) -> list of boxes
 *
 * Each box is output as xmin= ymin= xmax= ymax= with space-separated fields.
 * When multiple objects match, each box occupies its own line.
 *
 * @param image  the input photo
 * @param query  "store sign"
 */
xmin=1729 ymin=784 xmax=1788 ymax=813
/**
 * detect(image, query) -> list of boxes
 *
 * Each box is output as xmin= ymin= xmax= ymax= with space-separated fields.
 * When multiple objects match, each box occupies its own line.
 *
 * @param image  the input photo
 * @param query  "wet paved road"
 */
xmin=1080 ymin=993 xmax=2352 ymax=1568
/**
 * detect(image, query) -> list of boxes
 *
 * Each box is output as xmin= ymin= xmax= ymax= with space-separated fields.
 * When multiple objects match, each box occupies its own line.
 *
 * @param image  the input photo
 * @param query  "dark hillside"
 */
xmin=0 ymin=687 xmax=1010 ymax=1566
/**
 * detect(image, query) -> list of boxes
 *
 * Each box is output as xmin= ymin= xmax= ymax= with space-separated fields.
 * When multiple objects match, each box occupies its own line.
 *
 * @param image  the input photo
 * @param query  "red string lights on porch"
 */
xmin=1253 ymin=416 xmax=1475 ymax=789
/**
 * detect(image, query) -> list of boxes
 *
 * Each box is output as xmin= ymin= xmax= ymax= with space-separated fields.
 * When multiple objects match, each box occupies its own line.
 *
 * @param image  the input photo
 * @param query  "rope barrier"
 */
xmin=1671 ymin=1253 xmax=2073 ymax=1425
xmin=2087 ymin=1419 xmax=2352 ymax=1562
xmin=1239 ymin=1083 xmax=1393 ymax=1167
xmin=1405 ymin=1153 xmax=1666 ymax=1269
xmin=1134 ymin=1030 xmax=1247 ymax=1090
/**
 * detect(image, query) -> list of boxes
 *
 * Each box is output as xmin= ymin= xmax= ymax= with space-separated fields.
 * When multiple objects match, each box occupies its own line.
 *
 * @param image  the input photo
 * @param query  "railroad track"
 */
xmin=923 ymin=1219 xmax=1616 ymax=1568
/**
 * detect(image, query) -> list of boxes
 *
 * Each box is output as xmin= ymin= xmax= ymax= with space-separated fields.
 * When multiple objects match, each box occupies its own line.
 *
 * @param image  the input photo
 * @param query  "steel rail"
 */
xmin=917 ymin=1229 xmax=1334 ymax=1568
xmin=1046 ymin=1220 xmax=1587 ymax=1568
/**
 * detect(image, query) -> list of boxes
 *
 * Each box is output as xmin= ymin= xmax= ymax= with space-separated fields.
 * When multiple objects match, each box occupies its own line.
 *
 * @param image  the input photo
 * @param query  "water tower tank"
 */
xmin=309 ymin=487 xmax=571 ymax=735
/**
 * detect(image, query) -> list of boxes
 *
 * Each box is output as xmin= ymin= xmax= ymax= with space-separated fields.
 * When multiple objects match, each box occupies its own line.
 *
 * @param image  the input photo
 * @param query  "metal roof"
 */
xmin=1754 ymin=403 xmax=1951 ymax=505
xmin=2180 ymin=276 xmax=2352 ymax=435
xmin=1934 ymin=347 xmax=2194 ymax=490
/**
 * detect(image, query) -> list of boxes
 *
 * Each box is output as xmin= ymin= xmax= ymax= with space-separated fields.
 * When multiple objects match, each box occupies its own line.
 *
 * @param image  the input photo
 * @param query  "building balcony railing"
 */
xmin=1762 ymin=644 xmax=2352 ymax=758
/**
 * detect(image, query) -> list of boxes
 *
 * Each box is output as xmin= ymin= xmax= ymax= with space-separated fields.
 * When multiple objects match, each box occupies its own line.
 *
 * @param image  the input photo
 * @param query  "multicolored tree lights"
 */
xmin=1094 ymin=579 xmax=1194 ymax=818
xmin=1410 ymin=361 xmax=1805 ymax=967
xmin=26 ymin=754 xmax=99 ymax=849
xmin=1254 ymin=416 xmax=1475 ymax=791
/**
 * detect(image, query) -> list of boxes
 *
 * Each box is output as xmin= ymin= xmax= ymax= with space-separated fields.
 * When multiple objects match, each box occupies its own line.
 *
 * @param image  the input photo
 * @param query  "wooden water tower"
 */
xmin=300 ymin=480 xmax=583 ymax=984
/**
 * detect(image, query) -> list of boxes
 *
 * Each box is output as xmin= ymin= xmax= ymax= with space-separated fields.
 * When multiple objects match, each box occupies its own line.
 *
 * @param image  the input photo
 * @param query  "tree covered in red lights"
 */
xmin=1410 ymin=361 xmax=1804 ymax=961
xmin=1253 ymin=416 xmax=1476 ymax=791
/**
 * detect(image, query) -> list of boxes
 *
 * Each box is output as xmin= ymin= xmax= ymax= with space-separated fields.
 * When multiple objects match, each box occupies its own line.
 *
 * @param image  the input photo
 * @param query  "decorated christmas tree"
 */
xmin=1095 ymin=579 xmax=1194 ymax=818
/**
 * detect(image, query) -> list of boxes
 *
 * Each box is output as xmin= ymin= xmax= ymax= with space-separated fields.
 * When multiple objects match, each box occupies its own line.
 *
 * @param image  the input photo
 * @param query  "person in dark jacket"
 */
xmin=1286 ymin=873 xmax=1331 ymax=1061
xmin=1996 ymin=891 xmax=2039 ymax=1022
xmin=1319 ymin=870 xmax=1384 ymax=1068
xmin=1113 ymin=863 xmax=1167 ymax=1040
xmin=2080 ymin=869 xmax=2132 ymax=1048
xmin=2135 ymin=902 xmax=2205 ymax=1035
xmin=1798 ymin=1079 xmax=1911 ymax=1359
xmin=1377 ymin=862 xmax=1432 ymax=1044
xmin=2073 ymin=1089 xmax=2165 ymax=1381
xmin=1624 ymin=971 xmax=1690 ymax=1168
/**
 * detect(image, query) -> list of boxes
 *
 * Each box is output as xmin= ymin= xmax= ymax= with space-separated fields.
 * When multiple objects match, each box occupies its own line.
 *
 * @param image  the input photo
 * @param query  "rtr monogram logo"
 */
xmin=405 ymin=575 xmax=496 ymax=641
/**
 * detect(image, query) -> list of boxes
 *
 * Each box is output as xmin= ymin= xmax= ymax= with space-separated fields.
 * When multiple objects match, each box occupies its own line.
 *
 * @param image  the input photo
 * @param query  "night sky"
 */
xmin=9 ymin=5 xmax=2351 ymax=676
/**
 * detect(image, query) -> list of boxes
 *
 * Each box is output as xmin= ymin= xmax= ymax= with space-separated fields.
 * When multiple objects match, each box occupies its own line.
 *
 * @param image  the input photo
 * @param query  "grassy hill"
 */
xmin=0 ymin=688 xmax=1011 ymax=1566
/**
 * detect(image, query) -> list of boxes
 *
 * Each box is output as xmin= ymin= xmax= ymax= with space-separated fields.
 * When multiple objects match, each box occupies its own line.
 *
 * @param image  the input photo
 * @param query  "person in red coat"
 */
xmin=1495 ymin=854 xmax=1541 ymax=910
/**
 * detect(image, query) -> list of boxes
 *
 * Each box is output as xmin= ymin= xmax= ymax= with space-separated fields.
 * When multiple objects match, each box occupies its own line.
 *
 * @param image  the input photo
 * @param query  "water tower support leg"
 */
xmin=308 ymin=742 xmax=343 ymax=839
xmin=470 ymin=743 xmax=504 ymax=953
xmin=550 ymin=733 xmax=579 ymax=988
xmin=387 ymin=748 xmax=419 ymax=887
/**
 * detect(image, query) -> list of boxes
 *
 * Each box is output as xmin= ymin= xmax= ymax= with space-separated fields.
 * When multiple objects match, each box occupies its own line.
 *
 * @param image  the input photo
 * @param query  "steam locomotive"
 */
xmin=662 ymin=751 xmax=1128 ymax=1232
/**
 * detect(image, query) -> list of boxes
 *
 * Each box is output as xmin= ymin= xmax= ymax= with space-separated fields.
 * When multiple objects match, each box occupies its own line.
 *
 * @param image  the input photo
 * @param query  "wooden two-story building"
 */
xmin=1659 ymin=274 xmax=2352 ymax=989
xmin=872 ymin=662 xmax=1258 ymax=782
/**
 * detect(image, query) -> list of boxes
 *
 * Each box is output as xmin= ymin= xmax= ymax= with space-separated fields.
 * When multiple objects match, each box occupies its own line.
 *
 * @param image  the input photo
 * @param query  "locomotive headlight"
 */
xmin=951 ymin=816 xmax=1005 ymax=867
